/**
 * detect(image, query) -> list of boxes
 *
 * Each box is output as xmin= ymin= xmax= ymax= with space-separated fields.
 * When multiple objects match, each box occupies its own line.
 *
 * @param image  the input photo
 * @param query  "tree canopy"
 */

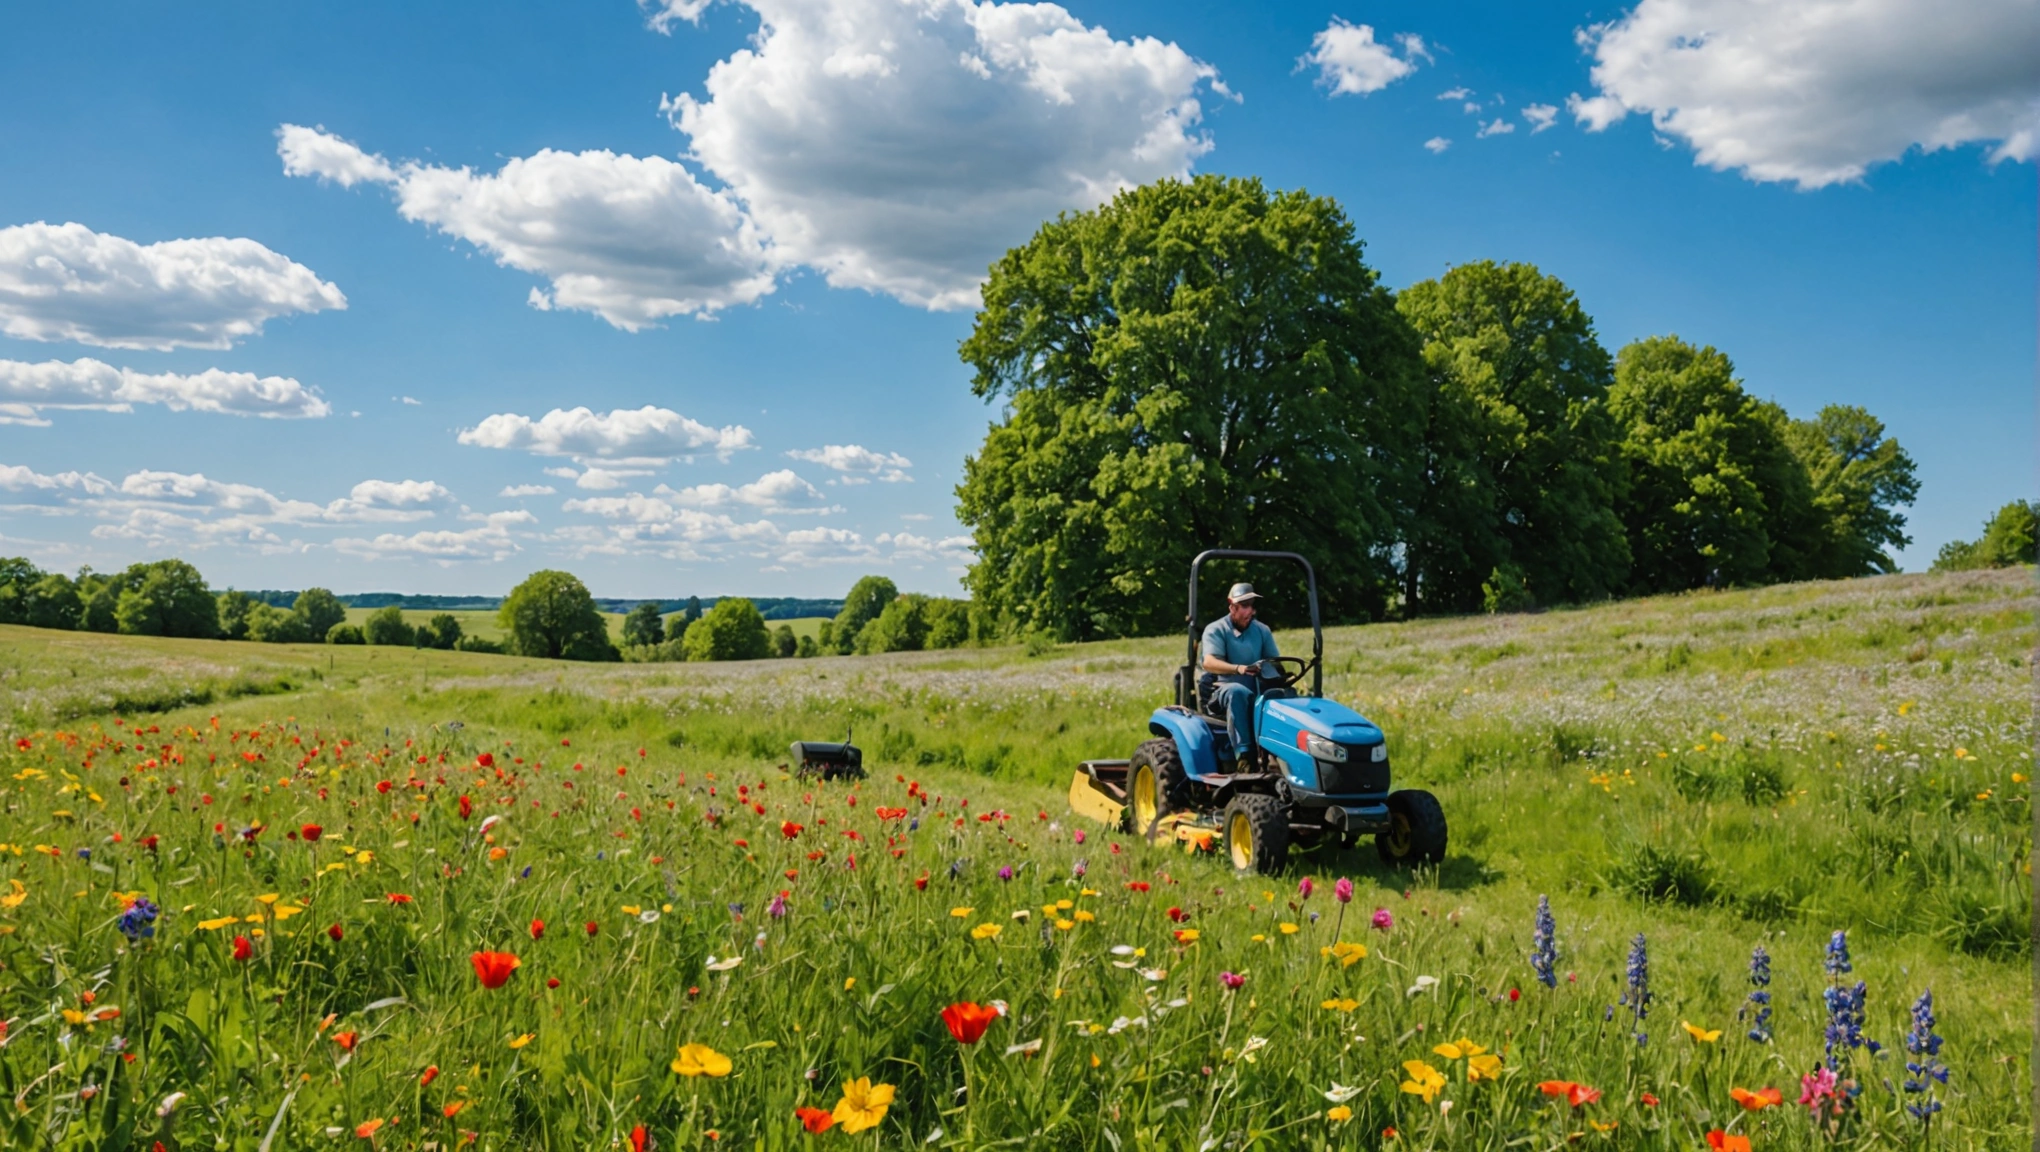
xmin=622 ymin=601 xmax=666 ymax=648
xmin=957 ymin=175 xmax=1425 ymax=640
xmin=682 ymin=597 xmax=771 ymax=661
xmin=1933 ymin=500 xmax=2037 ymax=571
xmin=830 ymin=577 xmax=898 ymax=654
xmin=500 ymin=571 xmax=618 ymax=661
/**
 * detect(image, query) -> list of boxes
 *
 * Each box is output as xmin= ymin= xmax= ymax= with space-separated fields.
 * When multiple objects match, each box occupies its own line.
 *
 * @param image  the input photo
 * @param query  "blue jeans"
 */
xmin=1208 ymin=677 xmax=1286 ymax=762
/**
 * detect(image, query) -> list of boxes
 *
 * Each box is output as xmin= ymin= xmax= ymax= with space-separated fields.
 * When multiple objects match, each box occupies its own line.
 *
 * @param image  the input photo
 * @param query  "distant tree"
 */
xmin=25 ymin=573 xmax=79 ymax=631
xmin=293 ymin=588 xmax=348 ymax=640
xmin=831 ymin=576 xmax=898 ymax=654
xmin=795 ymin=633 xmax=819 ymax=658
xmin=622 ymin=601 xmax=666 ymax=648
xmin=1933 ymin=500 xmax=2038 ymax=571
xmin=80 ymin=573 xmax=119 ymax=633
xmin=858 ymin=593 xmax=931 ymax=653
xmin=684 ymin=595 xmax=703 ymax=623
xmin=364 ymin=605 xmax=415 ymax=646
xmin=420 ymin=613 xmax=464 ymax=650
xmin=326 ymin=622 xmax=366 ymax=645
xmin=957 ymin=175 xmax=1426 ymax=639
xmin=245 ymin=603 xmax=311 ymax=643
xmin=1607 ymin=337 xmax=1815 ymax=593
xmin=1396 ymin=261 xmax=1630 ymax=613
xmin=500 ymin=570 xmax=619 ymax=661
xmin=682 ymin=597 xmax=772 ymax=662
xmin=454 ymin=634 xmax=505 ymax=655
xmin=114 ymin=589 xmax=160 ymax=636
xmin=816 ymin=620 xmax=834 ymax=651
xmin=772 ymin=623 xmax=798 ymax=658
xmin=1786 ymin=405 xmax=1919 ymax=577
xmin=924 ymin=598 xmax=970 ymax=649
xmin=108 ymin=561 xmax=218 ymax=638
xmin=217 ymin=591 xmax=258 ymax=640
xmin=0 ymin=558 xmax=44 ymax=626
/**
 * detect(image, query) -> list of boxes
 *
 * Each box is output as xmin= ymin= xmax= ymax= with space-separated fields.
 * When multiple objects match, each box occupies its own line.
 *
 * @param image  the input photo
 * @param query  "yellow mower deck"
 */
xmin=1068 ymin=760 xmax=1223 ymax=852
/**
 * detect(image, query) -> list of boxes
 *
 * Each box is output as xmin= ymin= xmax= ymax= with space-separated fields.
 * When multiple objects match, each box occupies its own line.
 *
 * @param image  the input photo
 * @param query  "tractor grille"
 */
xmin=1316 ymin=755 xmax=1388 ymax=796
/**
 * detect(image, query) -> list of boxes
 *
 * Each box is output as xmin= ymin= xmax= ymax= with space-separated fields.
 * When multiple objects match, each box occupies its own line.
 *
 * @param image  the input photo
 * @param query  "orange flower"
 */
xmin=940 ymin=1001 xmax=1000 ymax=1045
xmin=420 ymin=1066 xmax=439 ymax=1087
xmin=1706 ymin=1132 xmax=1751 ymax=1152
xmin=332 ymin=1030 xmax=358 ymax=1051
xmin=443 ymin=1101 xmax=466 ymax=1118
xmin=470 ymin=951 xmax=521 ymax=989
xmin=1537 ymin=1080 xmax=1601 ymax=1108
xmin=353 ymin=1118 xmax=385 ymax=1138
xmin=1730 ymin=1086 xmax=1783 ymax=1111
xmin=796 ymin=1106 xmax=836 ymax=1133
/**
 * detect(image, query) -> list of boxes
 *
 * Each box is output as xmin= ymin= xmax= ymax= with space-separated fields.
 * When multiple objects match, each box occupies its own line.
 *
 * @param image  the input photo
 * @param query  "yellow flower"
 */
xmin=844 ymin=978 xmax=856 ymax=990
xmin=1278 ymin=922 xmax=1299 ymax=935
xmin=1320 ymin=998 xmax=1359 ymax=1013
xmin=1400 ymin=1060 xmax=1446 ymax=1103
xmin=1080 ymin=888 xmax=1100 ymax=897
xmin=1319 ymin=941 xmax=1367 ymax=967
xmin=622 ymin=905 xmax=642 ymax=916
xmin=671 ymin=1042 xmax=732 ymax=1077
xmin=197 ymin=916 xmax=239 ymax=931
xmin=1433 ymin=1039 xmax=1486 ymax=1060
xmin=1173 ymin=928 xmax=1200 ymax=943
xmin=1251 ymin=934 xmax=1266 ymax=943
xmin=1326 ymin=1105 xmax=1353 ymax=1122
xmin=507 ymin=1033 xmax=534 ymax=1050
xmin=950 ymin=907 xmax=974 ymax=918
xmin=1 ymin=879 xmax=26 ymax=910
xmin=832 ymin=1077 xmax=895 ymax=1135
xmin=61 ymin=1008 xmax=87 ymax=1025
xmin=1073 ymin=909 xmax=1095 ymax=923
xmin=1466 ymin=1053 xmax=1503 ymax=1082
xmin=970 ymin=923 xmax=1002 ymax=940
xmin=1681 ymin=1020 xmax=1722 ymax=1043
xmin=1054 ymin=919 xmax=1075 ymax=931
xmin=2013 ymin=773 xmax=2028 ymax=783
xmin=271 ymin=903 xmax=303 ymax=921
xmin=254 ymin=893 xmax=279 ymax=906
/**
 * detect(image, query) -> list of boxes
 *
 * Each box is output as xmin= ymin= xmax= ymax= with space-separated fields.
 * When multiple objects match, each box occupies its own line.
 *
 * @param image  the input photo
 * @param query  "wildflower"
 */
xmin=1370 ymin=907 xmax=1392 ymax=931
xmin=1321 ymin=941 xmax=1366 ymax=967
xmin=1823 ymin=978 xmax=1873 ymax=1069
xmin=1320 ymin=998 xmax=1358 ymax=1012
xmin=530 ymin=918 xmax=545 ymax=940
xmin=1682 ymin=1020 xmax=1723 ymax=1043
xmin=585 ymin=921 xmax=598 ymax=936
xmin=117 ymin=896 xmax=159 ymax=941
xmin=950 ymin=907 xmax=974 ymax=918
xmin=470 ymin=951 xmax=520 ymax=989
xmin=1823 ymin=928 xmax=1852 ymax=976
xmin=1530 ymin=895 xmax=1557 ymax=988
xmin=1125 ymin=881 xmax=1149 ymax=893
xmin=1619 ymin=932 xmax=1650 ymax=1045
xmin=1219 ymin=971 xmax=1245 ymax=990
xmin=1902 ymin=989 xmax=1947 ymax=1123
xmin=1324 ymin=1083 xmax=1363 ymax=1103
xmin=796 ymin=1106 xmax=835 ymax=1133
xmin=332 ymin=1031 xmax=358 ymax=1051
xmin=327 ymin=923 xmax=344 ymax=941
xmin=1705 ymin=1132 xmax=1751 ymax=1152
xmin=1325 ymin=1106 xmax=1353 ymax=1122
xmin=156 ymin=1091 xmax=187 ymax=1117
xmin=1172 ymin=928 xmax=1199 ymax=943
xmin=767 ymin=891 xmax=789 ymax=919
xmin=831 ymin=1077 xmax=894 ymax=1135
xmin=458 ymin=795 xmax=473 ymax=820
xmin=386 ymin=893 xmax=414 ymax=905
xmin=997 ymin=866 xmax=1014 ymax=881
xmin=508 ymin=1033 xmax=534 ymax=1049
xmin=354 ymin=1119 xmax=385 ymax=1139
xmin=1167 ymin=906 xmax=1187 ymax=922
xmin=941 ymin=1002 xmax=1000 ymax=1044
xmin=1508 ymin=988 xmax=1521 ymax=1002
xmin=671 ymin=1043 xmax=732 ymax=1077
xmin=1639 ymin=1092 xmax=1658 ymax=1107
xmin=1730 ymin=1086 xmax=1783 ymax=1111
xmin=781 ymin=821 xmax=803 ymax=840
xmin=1406 ymin=974 xmax=1438 ymax=997
xmin=420 ymin=1066 xmax=438 ymax=1086
xmin=1333 ymin=878 xmax=1353 ymax=904
xmin=301 ymin=824 xmax=322 ymax=842
xmin=1742 ymin=944 xmax=1773 ymax=1043
xmin=629 ymin=1123 xmax=648 ymax=1152
xmin=1297 ymin=877 xmax=1314 ymax=899
xmin=1466 ymin=1054 xmax=1503 ymax=1081
xmin=1399 ymin=1061 xmax=1446 ymax=1103
xmin=1278 ymin=922 xmax=1299 ymax=934
xmin=232 ymin=935 xmax=253 ymax=962
xmin=1798 ymin=1066 xmax=1839 ymax=1116
xmin=970 ymin=923 xmax=1002 ymax=940
xmin=1538 ymin=1080 xmax=1601 ymax=1108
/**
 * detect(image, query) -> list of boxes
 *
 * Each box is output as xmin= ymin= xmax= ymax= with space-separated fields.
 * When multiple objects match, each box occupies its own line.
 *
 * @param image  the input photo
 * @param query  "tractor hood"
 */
xmin=1260 ymin=696 xmax=1383 ymax=747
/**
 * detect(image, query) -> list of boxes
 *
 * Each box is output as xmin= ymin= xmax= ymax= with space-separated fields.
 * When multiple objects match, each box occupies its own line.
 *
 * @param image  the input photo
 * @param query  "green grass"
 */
xmin=0 ymin=569 xmax=2028 ymax=1149
xmin=330 ymin=609 xmax=831 ymax=647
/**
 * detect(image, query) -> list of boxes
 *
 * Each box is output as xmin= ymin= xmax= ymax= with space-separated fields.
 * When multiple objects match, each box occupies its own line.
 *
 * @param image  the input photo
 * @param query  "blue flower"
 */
xmin=1902 ymin=989 xmax=1948 ymax=1122
xmin=1741 ymin=944 xmax=1773 ymax=1043
xmin=116 ymin=896 xmax=159 ymax=941
xmin=1529 ymin=895 xmax=1557 ymax=989
xmin=1824 ymin=928 xmax=1852 ymax=976
xmin=1618 ymin=932 xmax=1650 ymax=1045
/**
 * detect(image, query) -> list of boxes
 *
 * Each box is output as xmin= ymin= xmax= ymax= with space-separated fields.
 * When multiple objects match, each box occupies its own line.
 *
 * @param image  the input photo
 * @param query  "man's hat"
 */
xmin=1227 ymin=582 xmax=1261 ymax=603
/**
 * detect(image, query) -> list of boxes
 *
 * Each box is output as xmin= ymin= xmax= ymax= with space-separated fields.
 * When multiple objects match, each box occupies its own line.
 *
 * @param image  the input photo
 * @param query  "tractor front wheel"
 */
xmin=1223 ymin=794 xmax=1290 ymax=875
xmin=1129 ymin=738 xmax=1187 ymax=840
xmin=1376 ymin=789 xmax=1447 ymax=866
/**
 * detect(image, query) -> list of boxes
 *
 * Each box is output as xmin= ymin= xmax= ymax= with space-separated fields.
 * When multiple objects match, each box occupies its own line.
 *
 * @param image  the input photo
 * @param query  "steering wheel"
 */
xmin=1259 ymin=656 xmax=1313 ymax=692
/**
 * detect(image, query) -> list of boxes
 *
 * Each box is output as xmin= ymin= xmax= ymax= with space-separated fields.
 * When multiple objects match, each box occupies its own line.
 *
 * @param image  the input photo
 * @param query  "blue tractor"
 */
xmin=1069 ymin=549 xmax=1446 ymax=875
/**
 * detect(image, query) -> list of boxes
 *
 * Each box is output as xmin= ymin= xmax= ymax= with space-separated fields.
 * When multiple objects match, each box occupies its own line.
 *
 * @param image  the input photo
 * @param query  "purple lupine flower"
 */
xmin=1740 ymin=944 xmax=1772 ymax=1043
xmin=116 ymin=896 xmax=159 ymax=941
xmin=1618 ymin=932 xmax=1651 ymax=1045
xmin=1821 ymin=931 xmax=1879 ymax=1068
xmin=1824 ymin=929 xmax=1853 ymax=976
xmin=1530 ymin=895 xmax=1557 ymax=989
xmin=1902 ymin=988 xmax=1947 ymax=1123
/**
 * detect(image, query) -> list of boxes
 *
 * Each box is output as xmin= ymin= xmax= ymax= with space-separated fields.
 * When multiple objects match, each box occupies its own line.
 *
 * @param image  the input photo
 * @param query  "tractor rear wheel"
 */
xmin=1223 ymin=794 xmax=1290 ymax=875
xmin=1376 ymin=789 xmax=1448 ymax=866
xmin=1129 ymin=738 xmax=1187 ymax=840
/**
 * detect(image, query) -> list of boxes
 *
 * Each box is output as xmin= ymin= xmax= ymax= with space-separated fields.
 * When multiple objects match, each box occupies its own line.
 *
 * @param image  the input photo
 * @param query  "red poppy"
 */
xmin=530 ymin=918 xmax=545 ymax=940
xmin=585 ymin=921 xmax=599 ymax=937
xmin=780 ymin=821 xmax=803 ymax=840
xmin=477 ymin=752 xmax=495 ymax=768
xmin=629 ymin=1124 xmax=649 ymax=1152
xmin=387 ymin=893 xmax=414 ymax=904
xmin=1706 ymin=1133 xmax=1751 ymax=1152
xmin=1166 ymin=906 xmax=1187 ymax=922
xmin=795 ymin=1106 xmax=836 ymax=1134
xmin=470 ymin=951 xmax=521 ymax=989
xmin=420 ymin=1066 xmax=439 ymax=1087
xmin=1538 ymin=1081 xmax=1601 ymax=1108
xmin=914 ymin=873 xmax=929 ymax=891
xmin=547 ymin=977 xmax=561 ymax=989
xmin=300 ymin=823 xmax=323 ymax=842
xmin=1730 ymin=1086 xmax=1783 ymax=1111
xmin=1508 ymin=988 xmax=1521 ymax=1002
xmin=443 ymin=1101 xmax=466 ymax=1118
xmin=1639 ymin=1092 xmax=1660 ymax=1107
xmin=1125 ymin=881 xmax=1150 ymax=892
xmin=332 ymin=1030 xmax=358 ymax=1050
xmin=231 ymin=935 xmax=253 ymax=962
xmin=458 ymin=795 xmax=473 ymax=820
xmin=376 ymin=779 xmax=392 ymax=794
xmin=327 ymin=923 xmax=344 ymax=941
xmin=941 ymin=1001 xmax=1001 ymax=1045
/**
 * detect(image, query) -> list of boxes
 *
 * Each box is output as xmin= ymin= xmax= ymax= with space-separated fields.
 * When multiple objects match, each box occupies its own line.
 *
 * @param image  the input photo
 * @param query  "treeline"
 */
xmin=238 ymin=590 xmax=842 ymax=619
xmin=617 ymin=575 xmax=975 ymax=662
xmin=1931 ymin=501 xmax=2037 ymax=572
xmin=957 ymin=175 xmax=1930 ymax=640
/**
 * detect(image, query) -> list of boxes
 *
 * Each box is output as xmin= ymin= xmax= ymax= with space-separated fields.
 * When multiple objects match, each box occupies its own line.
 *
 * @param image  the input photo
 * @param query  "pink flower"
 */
xmin=1333 ymin=878 xmax=1354 ymax=904
xmin=1297 ymin=878 xmax=1314 ymax=899
xmin=1798 ymin=1066 xmax=1838 ymax=1114
xmin=1073 ymin=829 xmax=1086 ymax=845
xmin=1219 ymin=971 xmax=1245 ymax=990
xmin=1371 ymin=907 xmax=1394 ymax=931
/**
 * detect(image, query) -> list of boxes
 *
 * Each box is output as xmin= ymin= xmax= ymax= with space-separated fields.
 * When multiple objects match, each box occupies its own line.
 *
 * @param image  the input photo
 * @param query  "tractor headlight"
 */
xmin=1299 ymin=732 xmax=1346 ymax=762
xmin=1370 ymin=743 xmax=1388 ymax=763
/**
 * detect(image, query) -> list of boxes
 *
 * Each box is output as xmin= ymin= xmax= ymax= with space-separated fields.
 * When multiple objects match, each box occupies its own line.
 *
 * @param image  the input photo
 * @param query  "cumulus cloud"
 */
xmin=322 ymin=479 xmax=455 ymax=522
xmin=1437 ymin=86 xmax=1472 ymax=102
xmin=1522 ymin=103 xmax=1559 ymax=133
xmin=658 ymin=468 xmax=831 ymax=510
xmin=0 ymin=357 xmax=330 ymax=423
xmin=0 ymin=221 xmax=346 ymax=351
xmin=458 ymin=405 xmax=754 ymax=463
xmin=498 ymin=483 xmax=556 ymax=497
xmin=663 ymin=0 xmax=1225 ymax=309
xmin=877 ymin=530 xmax=974 ymax=564
xmin=786 ymin=443 xmax=912 ymax=482
xmin=1570 ymin=0 xmax=2040 ymax=187
xmin=1424 ymin=136 xmax=1451 ymax=153
xmin=333 ymin=524 xmax=521 ymax=564
xmin=1302 ymin=20 xmax=1422 ymax=97
xmin=640 ymin=0 xmax=713 ymax=32
xmin=0 ymin=463 xmax=114 ymax=505
xmin=1476 ymin=118 xmax=1515 ymax=138
xmin=278 ymin=125 xmax=774 ymax=328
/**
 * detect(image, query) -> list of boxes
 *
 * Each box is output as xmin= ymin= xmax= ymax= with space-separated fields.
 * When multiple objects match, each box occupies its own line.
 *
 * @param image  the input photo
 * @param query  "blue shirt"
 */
xmin=1201 ymin=615 xmax=1280 ymax=672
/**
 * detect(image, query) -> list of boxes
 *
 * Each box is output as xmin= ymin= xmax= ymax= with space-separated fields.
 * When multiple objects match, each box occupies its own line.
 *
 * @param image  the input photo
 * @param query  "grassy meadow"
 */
xmin=0 ymin=569 xmax=2029 ymax=1149
xmin=331 ymin=609 xmax=833 ymax=648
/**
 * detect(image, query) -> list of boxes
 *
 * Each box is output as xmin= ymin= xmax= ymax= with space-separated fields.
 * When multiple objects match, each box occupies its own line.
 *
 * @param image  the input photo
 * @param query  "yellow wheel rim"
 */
xmin=1385 ymin=812 xmax=1413 ymax=857
xmin=1132 ymin=765 xmax=1158 ymax=835
xmin=1228 ymin=811 xmax=1253 ymax=871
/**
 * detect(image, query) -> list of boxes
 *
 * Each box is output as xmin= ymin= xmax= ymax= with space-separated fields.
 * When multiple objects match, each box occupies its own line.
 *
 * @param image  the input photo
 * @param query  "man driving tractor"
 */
xmin=1199 ymin=582 xmax=1287 ymax=762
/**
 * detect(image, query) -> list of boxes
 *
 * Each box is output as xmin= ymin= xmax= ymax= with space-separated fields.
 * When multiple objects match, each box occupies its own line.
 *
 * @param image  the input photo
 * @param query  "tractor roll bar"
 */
xmin=1185 ymin=549 xmax=1322 ymax=702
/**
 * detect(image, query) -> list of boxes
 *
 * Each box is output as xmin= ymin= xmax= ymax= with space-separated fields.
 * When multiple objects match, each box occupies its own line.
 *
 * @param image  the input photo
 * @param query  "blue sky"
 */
xmin=0 ymin=0 xmax=2031 ymax=599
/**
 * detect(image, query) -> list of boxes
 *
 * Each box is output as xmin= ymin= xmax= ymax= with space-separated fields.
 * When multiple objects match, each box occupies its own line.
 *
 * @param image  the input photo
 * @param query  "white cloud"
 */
xmin=0 ymin=357 xmax=330 ymax=422
xmin=1522 ymin=103 xmax=1559 ymax=133
xmin=0 ymin=221 xmax=346 ymax=352
xmin=640 ymin=0 xmax=713 ymax=32
xmin=877 ymin=530 xmax=974 ymax=563
xmin=664 ymin=0 xmax=1224 ymax=309
xmin=658 ymin=468 xmax=830 ymax=510
xmin=323 ymin=479 xmax=455 ymax=522
xmin=1476 ymin=118 xmax=1515 ymax=138
xmin=572 ymin=467 xmax=655 ymax=490
xmin=458 ymin=405 xmax=754 ymax=463
xmin=333 ymin=524 xmax=521 ymax=564
xmin=1570 ymin=0 xmax=2040 ymax=188
xmin=1424 ymin=136 xmax=1451 ymax=154
xmin=499 ymin=483 xmax=556 ymax=497
xmin=1302 ymin=19 xmax=1421 ymax=97
xmin=0 ymin=463 xmax=114 ymax=504
xmin=278 ymin=125 xmax=774 ymax=328
xmin=786 ymin=443 xmax=912 ymax=482
xmin=776 ymin=525 xmax=877 ymax=565
xmin=1437 ymin=86 xmax=1472 ymax=102
xmin=400 ymin=395 xmax=422 ymax=405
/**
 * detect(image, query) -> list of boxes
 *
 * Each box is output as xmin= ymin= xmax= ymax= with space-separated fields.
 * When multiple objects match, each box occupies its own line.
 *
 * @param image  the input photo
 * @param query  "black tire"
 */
xmin=1375 ymin=789 xmax=1447 ymax=866
xmin=1222 ymin=793 xmax=1290 ymax=875
xmin=1128 ymin=738 xmax=1189 ymax=839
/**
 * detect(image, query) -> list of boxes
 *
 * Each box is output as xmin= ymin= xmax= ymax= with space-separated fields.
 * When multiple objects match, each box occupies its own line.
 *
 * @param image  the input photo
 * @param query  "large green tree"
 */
xmin=107 ymin=560 xmax=219 ymax=638
xmin=622 ymin=601 xmax=666 ymax=648
xmin=1395 ymin=261 xmax=1629 ymax=612
xmin=1786 ymin=405 xmax=1918 ymax=577
xmin=682 ymin=597 xmax=772 ymax=661
xmin=499 ymin=571 xmax=619 ymax=661
xmin=1933 ymin=500 xmax=2037 ymax=571
xmin=830 ymin=577 xmax=898 ymax=654
xmin=957 ymin=175 xmax=1426 ymax=640
xmin=293 ymin=588 xmax=348 ymax=640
